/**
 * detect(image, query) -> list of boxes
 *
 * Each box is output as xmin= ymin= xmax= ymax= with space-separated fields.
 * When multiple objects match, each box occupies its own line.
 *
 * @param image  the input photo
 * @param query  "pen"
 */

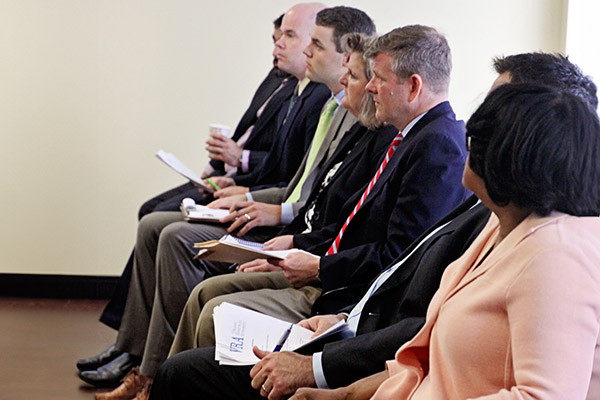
xmin=273 ymin=324 xmax=293 ymax=352
xmin=228 ymin=263 xmax=238 ymax=272
xmin=206 ymin=178 xmax=222 ymax=191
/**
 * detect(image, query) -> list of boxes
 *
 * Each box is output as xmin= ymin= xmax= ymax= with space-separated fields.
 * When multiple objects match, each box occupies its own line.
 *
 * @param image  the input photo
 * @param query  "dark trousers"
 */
xmin=149 ymin=347 xmax=262 ymax=400
xmin=99 ymin=182 xmax=209 ymax=330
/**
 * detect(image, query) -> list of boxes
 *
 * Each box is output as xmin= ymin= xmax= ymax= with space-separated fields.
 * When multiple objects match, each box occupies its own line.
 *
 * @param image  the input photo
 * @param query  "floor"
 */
xmin=0 ymin=297 xmax=117 ymax=400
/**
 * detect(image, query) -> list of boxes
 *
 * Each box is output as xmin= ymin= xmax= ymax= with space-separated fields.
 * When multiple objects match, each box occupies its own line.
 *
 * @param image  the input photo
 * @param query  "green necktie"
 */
xmin=285 ymin=99 xmax=338 ymax=203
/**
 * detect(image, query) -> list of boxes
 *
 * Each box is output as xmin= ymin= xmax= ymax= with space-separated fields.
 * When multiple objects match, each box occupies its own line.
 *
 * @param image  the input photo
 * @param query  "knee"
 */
xmin=156 ymin=222 xmax=190 ymax=255
xmin=138 ymin=202 xmax=154 ymax=221
xmin=137 ymin=213 xmax=164 ymax=242
xmin=195 ymin=276 xmax=229 ymax=303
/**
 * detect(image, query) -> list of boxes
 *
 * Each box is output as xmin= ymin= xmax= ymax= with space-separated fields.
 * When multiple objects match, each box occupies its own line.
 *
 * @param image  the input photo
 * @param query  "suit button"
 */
xmin=313 ymin=211 xmax=320 ymax=221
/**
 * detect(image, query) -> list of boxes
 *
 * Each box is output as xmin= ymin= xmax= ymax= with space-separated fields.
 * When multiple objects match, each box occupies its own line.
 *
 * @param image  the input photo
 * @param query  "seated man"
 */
xmin=149 ymin=52 xmax=599 ymax=400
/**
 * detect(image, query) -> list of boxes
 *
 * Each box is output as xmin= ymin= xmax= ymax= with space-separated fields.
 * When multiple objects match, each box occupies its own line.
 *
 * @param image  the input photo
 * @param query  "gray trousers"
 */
xmin=114 ymin=211 xmax=275 ymax=377
xmin=169 ymin=271 xmax=323 ymax=355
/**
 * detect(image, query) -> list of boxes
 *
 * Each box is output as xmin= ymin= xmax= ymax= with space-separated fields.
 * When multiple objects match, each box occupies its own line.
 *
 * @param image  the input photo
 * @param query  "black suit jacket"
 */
xmin=280 ymin=123 xmax=398 ymax=238
xmin=208 ymin=68 xmax=292 ymax=176
xmin=300 ymin=102 xmax=471 ymax=314
xmin=233 ymin=81 xmax=331 ymax=190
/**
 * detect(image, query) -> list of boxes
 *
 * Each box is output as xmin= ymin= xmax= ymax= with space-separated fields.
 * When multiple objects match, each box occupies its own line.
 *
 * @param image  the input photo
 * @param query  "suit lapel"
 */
xmin=247 ymin=78 xmax=296 ymax=145
xmin=371 ymin=198 xmax=482 ymax=297
xmin=304 ymin=107 xmax=355 ymax=185
xmin=321 ymin=123 xmax=366 ymax=183
xmin=349 ymin=102 xmax=454 ymax=214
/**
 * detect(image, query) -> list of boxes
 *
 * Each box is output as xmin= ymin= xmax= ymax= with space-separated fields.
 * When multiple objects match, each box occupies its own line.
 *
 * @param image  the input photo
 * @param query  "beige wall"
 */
xmin=0 ymin=0 xmax=566 ymax=276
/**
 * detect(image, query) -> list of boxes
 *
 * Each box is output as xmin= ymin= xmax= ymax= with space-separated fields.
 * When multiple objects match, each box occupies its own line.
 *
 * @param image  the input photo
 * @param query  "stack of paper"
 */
xmin=213 ymin=302 xmax=349 ymax=366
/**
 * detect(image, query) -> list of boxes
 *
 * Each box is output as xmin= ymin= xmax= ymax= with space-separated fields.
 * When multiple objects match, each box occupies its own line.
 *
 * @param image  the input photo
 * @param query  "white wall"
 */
xmin=0 ymin=0 xmax=566 ymax=276
xmin=565 ymin=0 xmax=600 ymax=96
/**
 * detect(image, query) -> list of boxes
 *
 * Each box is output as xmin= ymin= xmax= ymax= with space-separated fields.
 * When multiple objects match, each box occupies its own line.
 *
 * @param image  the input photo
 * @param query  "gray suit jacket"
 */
xmin=250 ymin=103 xmax=357 ymax=217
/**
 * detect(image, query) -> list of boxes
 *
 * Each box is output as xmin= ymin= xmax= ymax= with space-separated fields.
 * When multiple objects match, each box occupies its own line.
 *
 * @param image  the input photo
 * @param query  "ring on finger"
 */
xmin=245 ymin=213 xmax=252 ymax=221
xmin=261 ymin=384 xmax=270 ymax=393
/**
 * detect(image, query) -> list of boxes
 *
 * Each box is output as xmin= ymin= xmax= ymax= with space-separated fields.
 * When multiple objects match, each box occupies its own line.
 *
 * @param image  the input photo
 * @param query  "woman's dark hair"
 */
xmin=466 ymin=83 xmax=600 ymax=216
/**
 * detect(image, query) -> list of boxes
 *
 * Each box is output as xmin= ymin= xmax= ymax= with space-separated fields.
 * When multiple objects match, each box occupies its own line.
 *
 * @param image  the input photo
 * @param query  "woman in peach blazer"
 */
xmin=291 ymin=84 xmax=600 ymax=399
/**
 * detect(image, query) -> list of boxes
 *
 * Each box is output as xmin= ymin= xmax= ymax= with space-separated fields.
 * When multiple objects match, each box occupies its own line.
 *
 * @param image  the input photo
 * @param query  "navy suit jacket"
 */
xmin=208 ymin=67 xmax=292 ymax=176
xmin=300 ymin=101 xmax=471 ymax=314
xmin=233 ymin=81 xmax=330 ymax=190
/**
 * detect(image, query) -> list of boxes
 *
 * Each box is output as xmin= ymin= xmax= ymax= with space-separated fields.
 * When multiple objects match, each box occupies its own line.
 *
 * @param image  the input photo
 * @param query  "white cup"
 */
xmin=209 ymin=123 xmax=232 ymax=138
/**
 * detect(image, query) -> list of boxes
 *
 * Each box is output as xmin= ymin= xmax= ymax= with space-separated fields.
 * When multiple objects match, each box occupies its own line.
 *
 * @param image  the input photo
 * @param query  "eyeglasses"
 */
xmin=465 ymin=134 xmax=489 ymax=152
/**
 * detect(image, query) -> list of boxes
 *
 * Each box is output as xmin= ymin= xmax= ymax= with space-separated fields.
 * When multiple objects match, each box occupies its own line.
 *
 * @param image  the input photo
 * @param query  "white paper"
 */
xmin=156 ymin=150 xmax=214 ymax=193
xmin=213 ymin=303 xmax=350 ymax=366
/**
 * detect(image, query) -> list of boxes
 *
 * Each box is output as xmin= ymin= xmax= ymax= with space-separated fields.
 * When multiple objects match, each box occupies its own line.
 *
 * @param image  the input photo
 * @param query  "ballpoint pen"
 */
xmin=272 ymin=324 xmax=293 ymax=352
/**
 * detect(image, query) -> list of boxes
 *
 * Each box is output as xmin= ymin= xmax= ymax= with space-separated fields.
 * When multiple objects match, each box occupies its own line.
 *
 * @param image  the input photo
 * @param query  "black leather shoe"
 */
xmin=78 ymin=352 xmax=140 ymax=388
xmin=76 ymin=344 xmax=122 ymax=371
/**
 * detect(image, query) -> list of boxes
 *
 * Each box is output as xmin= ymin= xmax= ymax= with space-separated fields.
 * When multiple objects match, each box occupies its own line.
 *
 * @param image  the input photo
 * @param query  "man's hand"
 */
xmin=262 ymin=235 xmax=294 ymax=251
xmin=289 ymin=388 xmax=348 ymax=400
xmin=213 ymin=185 xmax=249 ymax=199
xmin=206 ymin=194 xmax=247 ymax=209
xmin=250 ymin=347 xmax=315 ymax=400
xmin=297 ymin=314 xmax=347 ymax=338
xmin=220 ymin=201 xmax=282 ymax=236
xmin=275 ymin=252 xmax=321 ymax=288
xmin=204 ymin=176 xmax=235 ymax=192
xmin=237 ymin=258 xmax=282 ymax=273
xmin=206 ymin=132 xmax=243 ymax=167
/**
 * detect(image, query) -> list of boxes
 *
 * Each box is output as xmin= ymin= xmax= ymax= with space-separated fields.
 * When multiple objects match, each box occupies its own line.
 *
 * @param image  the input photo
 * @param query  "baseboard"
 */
xmin=0 ymin=273 xmax=118 ymax=299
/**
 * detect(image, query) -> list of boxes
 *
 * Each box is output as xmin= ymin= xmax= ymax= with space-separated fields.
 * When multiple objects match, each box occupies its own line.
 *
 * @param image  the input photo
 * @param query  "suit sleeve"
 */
xmin=246 ymin=150 xmax=269 ymax=173
xmin=320 ymin=317 xmax=425 ymax=389
xmin=250 ymin=187 xmax=288 ymax=204
xmin=319 ymin=130 xmax=468 ymax=293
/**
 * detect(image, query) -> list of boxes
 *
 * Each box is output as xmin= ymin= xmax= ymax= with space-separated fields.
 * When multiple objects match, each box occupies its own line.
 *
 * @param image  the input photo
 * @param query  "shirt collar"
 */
xmin=296 ymin=77 xmax=311 ymax=96
xmin=398 ymin=110 xmax=428 ymax=138
xmin=332 ymin=89 xmax=345 ymax=105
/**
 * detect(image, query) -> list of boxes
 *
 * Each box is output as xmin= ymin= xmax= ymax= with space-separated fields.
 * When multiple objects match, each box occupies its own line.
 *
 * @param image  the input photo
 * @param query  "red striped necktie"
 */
xmin=326 ymin=131 xmax=404 ymax=255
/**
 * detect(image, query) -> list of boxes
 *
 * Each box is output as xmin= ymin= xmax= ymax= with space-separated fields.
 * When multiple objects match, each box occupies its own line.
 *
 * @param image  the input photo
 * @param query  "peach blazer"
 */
xmin=371 ymin=212 xmax=600 ymax=400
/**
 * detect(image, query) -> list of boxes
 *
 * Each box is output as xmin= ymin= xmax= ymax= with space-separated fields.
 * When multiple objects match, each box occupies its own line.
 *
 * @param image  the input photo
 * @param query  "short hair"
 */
xmin=466 ymin=83 xmax=600 ymax=216
xmin=340 ymin=32 xmax=380 ymax=129
xmin=273 ymin=13 xmax=284 ymax=30
xmin=315 ymin=6 xmax=376 ymax=53
xmin=365 ymin=25 xmax=451 ymax=93
xmin=493 ymin=53 xmax=598 ymax=109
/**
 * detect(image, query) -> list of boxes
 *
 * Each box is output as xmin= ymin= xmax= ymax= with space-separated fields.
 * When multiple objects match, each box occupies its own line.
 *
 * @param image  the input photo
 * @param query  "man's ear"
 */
xmin=408 ymin=74 xmax=423 ymax=102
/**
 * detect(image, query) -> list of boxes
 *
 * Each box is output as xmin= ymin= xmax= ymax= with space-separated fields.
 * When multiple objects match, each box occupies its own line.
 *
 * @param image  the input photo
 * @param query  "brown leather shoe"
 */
xmin=95 ymin=367 xmax=151 ymax=400
xmin=132 ymin=382 xmax=152 ymax=400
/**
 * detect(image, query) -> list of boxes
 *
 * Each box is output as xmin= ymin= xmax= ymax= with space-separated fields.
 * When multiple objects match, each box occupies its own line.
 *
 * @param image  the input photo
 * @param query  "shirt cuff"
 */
xmin=246 ymin=192 xmax=254 ymax=201
xmin=281 ymin=203 xmax=294 ymax=224
xmin=241 ymin=150 xmax=250 ymax=173
xmin=312 ymin=352 xmax=330 ymax=389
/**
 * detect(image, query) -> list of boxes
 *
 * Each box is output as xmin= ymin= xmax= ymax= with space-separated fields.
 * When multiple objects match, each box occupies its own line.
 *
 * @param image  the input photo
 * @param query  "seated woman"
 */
xmin=291 ymin=83 xmax=600 ymax=399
